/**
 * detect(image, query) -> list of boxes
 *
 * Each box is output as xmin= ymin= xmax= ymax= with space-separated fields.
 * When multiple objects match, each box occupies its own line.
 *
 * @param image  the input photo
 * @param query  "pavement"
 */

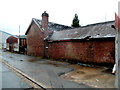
xmin=0 ymin=62 xmax=32 ymax=89
xmin=0 ymin=50 xmax=91 ymax=88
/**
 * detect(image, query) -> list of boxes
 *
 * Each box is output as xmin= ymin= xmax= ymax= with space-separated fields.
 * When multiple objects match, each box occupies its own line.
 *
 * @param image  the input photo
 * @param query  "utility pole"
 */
xmin=19 ymin=25 xmax=20 ymax=53
xmin=115 ymin=1 xmax=120 ymax=89
xmin=19 ymin=25 xmax=20 ymax=38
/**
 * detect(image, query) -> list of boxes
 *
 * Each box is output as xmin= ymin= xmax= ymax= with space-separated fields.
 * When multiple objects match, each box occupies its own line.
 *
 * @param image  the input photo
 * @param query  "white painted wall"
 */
xmin=0 ymin=30 xmax=13 ymax=49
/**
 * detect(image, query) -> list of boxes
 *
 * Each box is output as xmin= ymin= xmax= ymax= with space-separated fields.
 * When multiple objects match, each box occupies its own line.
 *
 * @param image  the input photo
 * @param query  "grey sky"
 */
xmin=0 ymin=0 xmax=119 ymax=35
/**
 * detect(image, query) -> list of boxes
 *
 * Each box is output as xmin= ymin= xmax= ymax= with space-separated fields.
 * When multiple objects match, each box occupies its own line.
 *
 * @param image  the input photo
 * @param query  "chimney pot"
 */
xmin=42 ymin=11 xmax=49 ymax=17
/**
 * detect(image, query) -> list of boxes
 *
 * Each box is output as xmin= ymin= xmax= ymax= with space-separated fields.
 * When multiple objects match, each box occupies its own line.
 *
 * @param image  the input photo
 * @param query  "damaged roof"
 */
xmin=33 ymin=18 xmax=72 ymax=31
xmin=25 ymin=18 xmax=72 ymax=35
xmin=49 ymin=21 xmax=116 ymax=41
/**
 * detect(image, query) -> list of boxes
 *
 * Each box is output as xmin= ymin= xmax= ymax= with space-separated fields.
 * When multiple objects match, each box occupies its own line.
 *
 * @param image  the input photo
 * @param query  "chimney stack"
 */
xmin=42 ymin=11 xmax=49 ymax=31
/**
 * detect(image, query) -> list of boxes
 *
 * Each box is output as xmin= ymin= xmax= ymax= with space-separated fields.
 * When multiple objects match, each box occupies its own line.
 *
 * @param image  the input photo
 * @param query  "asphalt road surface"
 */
xmin=0 ymin=63 xmax=32 ymax=88
xmin=0 ymin=50 xmax=91 ymax=88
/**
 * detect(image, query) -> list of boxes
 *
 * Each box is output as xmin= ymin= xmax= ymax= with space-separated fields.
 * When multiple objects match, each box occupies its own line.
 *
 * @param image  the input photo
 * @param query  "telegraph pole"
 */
xmin=19 ymin=25 xmax=20 ymax=38
xmin=19 ymin=25 xmax=20 ymax=53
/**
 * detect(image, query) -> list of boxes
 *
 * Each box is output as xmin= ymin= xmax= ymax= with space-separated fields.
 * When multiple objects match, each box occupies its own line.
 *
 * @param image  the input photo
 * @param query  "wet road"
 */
xmin=0 ymin=50 xmax=91 ymax=88
xmin=0 ymin=63 xmax=32 ymax=88
xmin=0 ymin=50 xmax=115 ymax=88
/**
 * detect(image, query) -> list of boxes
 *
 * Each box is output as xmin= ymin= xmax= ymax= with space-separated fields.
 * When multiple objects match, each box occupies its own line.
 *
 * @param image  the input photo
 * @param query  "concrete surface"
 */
xmin=61 ymin=64 xmax=115 ymax=88
xmin=1 ymin=50 xmax=91 ymax=88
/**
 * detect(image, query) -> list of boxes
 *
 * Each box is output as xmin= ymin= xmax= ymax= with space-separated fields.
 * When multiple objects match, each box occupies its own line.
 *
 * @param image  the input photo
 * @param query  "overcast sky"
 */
xmin=0 ymin=0 xmax=119 ymax=35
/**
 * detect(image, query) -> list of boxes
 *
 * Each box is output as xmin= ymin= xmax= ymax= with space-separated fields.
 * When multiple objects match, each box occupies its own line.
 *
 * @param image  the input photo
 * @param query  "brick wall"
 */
xmin=6 ymin=36 xmax=18 ymax=52
xmin=47 ymin=39 xmax=115 ymax=64
xmin=26 ymin=22 xmax=45 ymax=56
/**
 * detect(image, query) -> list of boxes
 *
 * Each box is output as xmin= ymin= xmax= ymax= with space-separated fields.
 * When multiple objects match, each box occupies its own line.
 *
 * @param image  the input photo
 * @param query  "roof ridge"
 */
xmin=0 ymin=30 xmax=12 ymax=35
xmin=82 ymin=20 xmax=115 ymax=28
xmin=32 ymin=18 xmax=72 ymax=27
xmin=0 ymin=30 xmax=19 ymax=38
xmin=50 ymin=20 xmax=115 ymax=41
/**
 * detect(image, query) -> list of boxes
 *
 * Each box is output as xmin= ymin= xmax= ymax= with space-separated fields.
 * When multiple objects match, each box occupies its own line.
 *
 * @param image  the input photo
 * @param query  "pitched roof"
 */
xmin=34 ymin=18 xmax=72 ymax=31
xmin=25 ymin=18 xmax=72 ymax=35
xmin=0 ymin=30 xmax=13 ymax=36
xmin=49 ymin=21 xmax=115 ymax=41
xmin=0 ymin=30 xmax=18 ymax=38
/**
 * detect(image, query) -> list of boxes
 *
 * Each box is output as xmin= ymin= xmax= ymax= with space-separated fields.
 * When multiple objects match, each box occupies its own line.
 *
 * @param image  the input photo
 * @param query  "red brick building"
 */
xmin=25 ymin=11 xmax=72 ymax=56
xmin=6 ymin=35 xmax=27 ymax=53
xmin=6 ymin=35 xmax=18 ymax=52
xmin=25 ymin=11 xmax=115 ymax=64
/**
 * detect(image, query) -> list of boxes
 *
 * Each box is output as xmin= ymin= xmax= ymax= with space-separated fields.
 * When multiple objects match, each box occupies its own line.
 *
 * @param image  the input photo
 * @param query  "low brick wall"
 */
xmin=46 ymin=39 xmax=115 ymax=64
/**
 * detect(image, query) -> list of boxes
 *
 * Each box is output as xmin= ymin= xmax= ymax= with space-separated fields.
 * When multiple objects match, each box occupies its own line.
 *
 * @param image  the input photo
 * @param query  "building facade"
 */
xmin=25 ymin=12 xmax=115 ymax=64
xmin=0 ymin=30 xmax=12 ymax=50
xmin=6 ymin=36 xmax=19 ymax=52
xmin=6 ymin=35 xmax=27 ymax=53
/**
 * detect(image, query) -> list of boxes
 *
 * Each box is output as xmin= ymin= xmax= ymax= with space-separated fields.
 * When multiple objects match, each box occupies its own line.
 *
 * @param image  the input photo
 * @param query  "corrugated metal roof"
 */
xmin=20 ymin=35 xmax=26 ymax=38
xmin=49 ymin=21 xmax=115 ymax=41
